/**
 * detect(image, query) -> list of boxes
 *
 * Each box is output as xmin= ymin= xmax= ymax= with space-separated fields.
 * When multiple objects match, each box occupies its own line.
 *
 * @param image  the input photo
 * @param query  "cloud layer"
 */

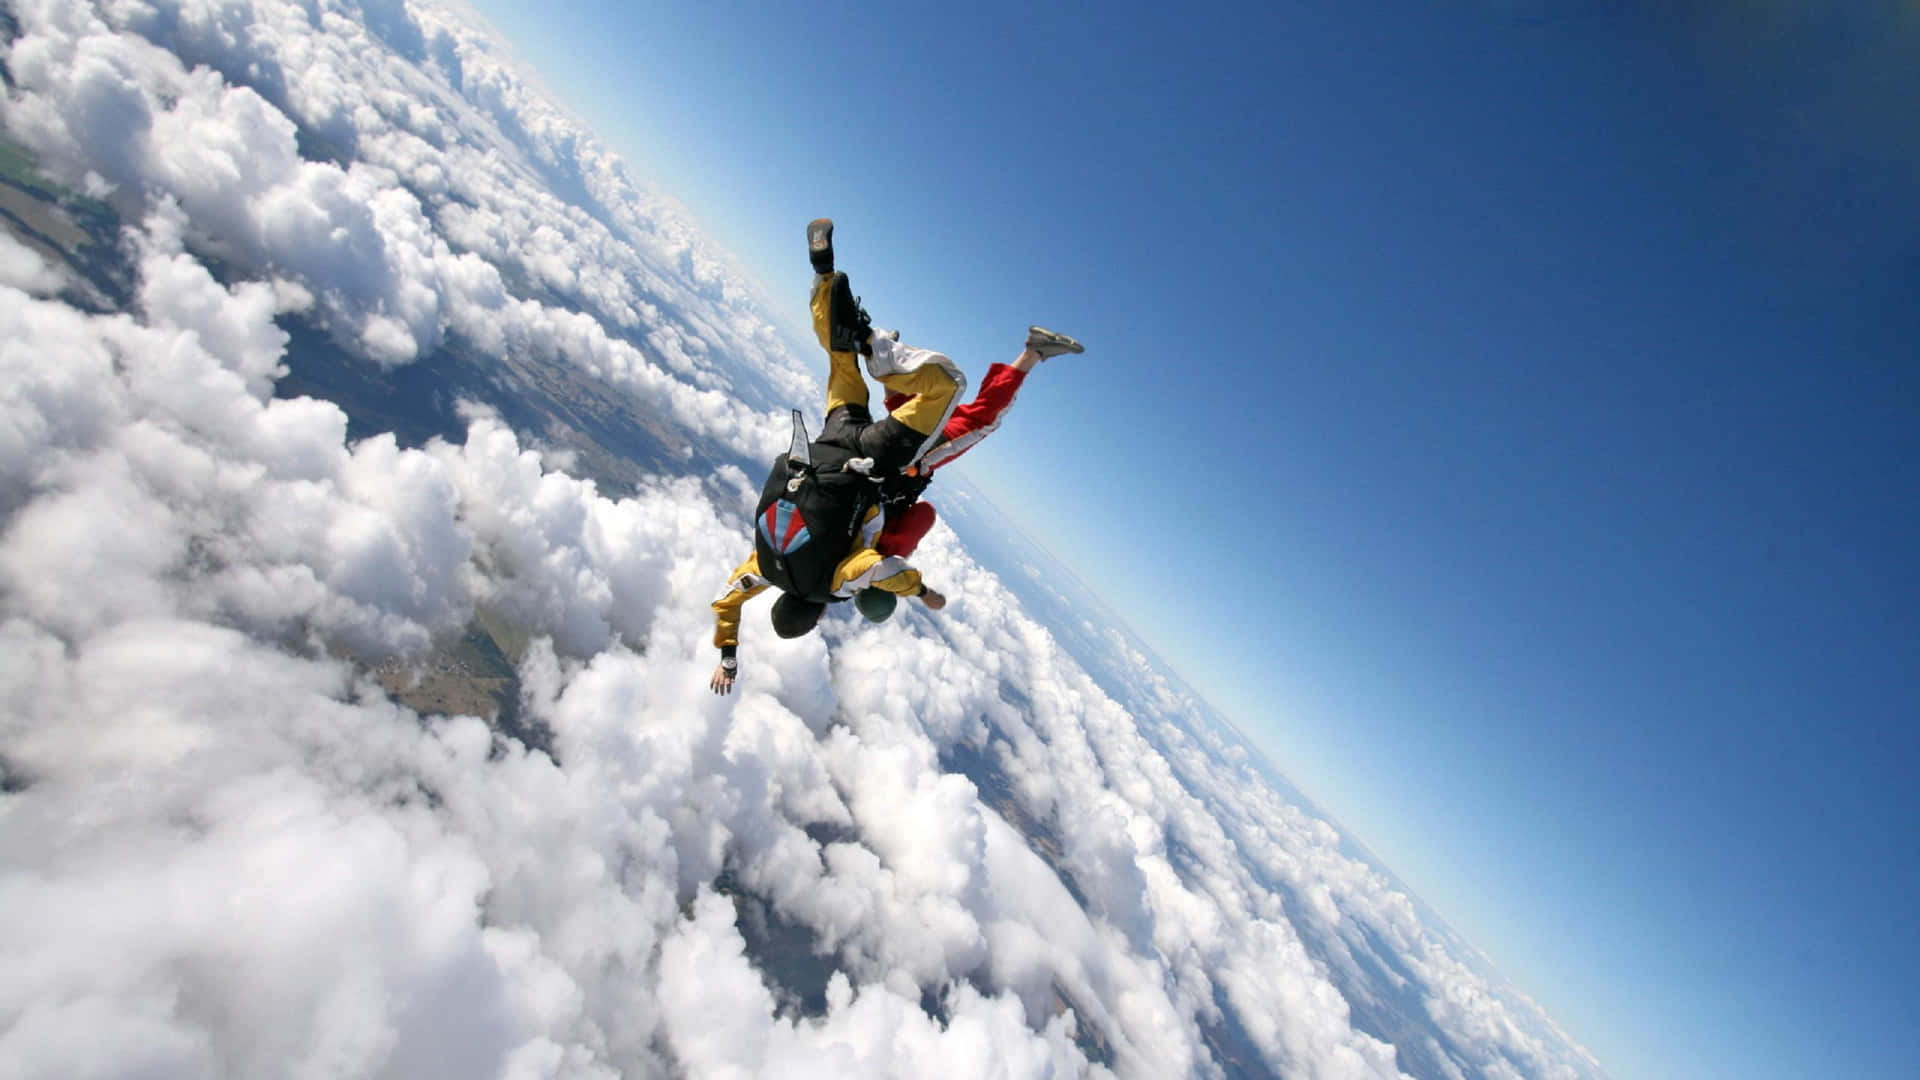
xmin=0 ymin=3 xmax=1606 ymax=1078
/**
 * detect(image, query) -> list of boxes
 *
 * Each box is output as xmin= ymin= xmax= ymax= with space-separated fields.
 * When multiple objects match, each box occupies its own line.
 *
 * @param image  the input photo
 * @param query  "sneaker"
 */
xmin=1025 ymin=325 xmax=1084 ymax=360
xmin=827 ymin=271 xmax=874 ymax=355
xmin=807 ymin=218 xmax=835 ymax=275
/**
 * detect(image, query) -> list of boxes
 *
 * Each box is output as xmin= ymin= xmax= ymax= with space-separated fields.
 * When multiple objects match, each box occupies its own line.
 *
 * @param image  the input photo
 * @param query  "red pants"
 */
xmin=876 ymin=362 xmax=1028 ymax=556
xmin=884 ymin=361 xmax=1027 ymax=472
xmin=875 ymin=501 xmax=936 ymax=557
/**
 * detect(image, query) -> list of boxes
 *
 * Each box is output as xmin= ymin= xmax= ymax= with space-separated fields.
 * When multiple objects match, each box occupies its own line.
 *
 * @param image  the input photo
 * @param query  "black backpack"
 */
xmin=753 ymin=412 xmax=881 ymax=603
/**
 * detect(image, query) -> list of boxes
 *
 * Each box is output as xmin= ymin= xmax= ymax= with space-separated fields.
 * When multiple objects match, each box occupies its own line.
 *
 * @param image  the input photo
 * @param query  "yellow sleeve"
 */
xmin=833 ymin=548 xmax=924 ymax=598
xmin=711 ymin=552 xmax=768 ymax=648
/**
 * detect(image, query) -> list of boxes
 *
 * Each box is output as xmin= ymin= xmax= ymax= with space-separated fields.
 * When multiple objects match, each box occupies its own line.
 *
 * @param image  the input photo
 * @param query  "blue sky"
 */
xmin=464 ymin=2 xmax=1919 ymax=1076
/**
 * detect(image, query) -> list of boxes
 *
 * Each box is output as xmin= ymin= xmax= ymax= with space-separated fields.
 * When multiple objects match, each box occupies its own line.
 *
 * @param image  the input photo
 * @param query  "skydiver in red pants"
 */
xmin=871 ymin=327 xmax=1082 ymax=557
xmin=804 ymin=219 xmax=1087 ymax=560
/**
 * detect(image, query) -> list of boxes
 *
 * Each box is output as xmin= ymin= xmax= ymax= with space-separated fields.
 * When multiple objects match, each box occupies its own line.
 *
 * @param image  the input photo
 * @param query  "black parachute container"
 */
xmin=752 ymin=411 xmax=880 ymax=603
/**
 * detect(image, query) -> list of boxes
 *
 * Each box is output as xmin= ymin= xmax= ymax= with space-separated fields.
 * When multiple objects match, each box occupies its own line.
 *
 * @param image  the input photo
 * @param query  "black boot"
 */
xmin=807 ymin=218 xmax=835 ymax=275
xmin=827 ymin=271 xmax=874 ymax=355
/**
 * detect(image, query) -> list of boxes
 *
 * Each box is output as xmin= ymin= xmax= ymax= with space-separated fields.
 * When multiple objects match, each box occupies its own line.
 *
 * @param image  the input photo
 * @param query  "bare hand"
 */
xmin=920 ymin=588 xmax=946 ymax=611
xmin=709 ymin=662 xmax=736 ymax=695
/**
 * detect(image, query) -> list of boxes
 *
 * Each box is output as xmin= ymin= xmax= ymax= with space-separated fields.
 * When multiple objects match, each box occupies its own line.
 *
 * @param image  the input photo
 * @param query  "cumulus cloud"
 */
xmin=0 ymin=230 xmax=67 ymax=295
xmin=0 ymin=3 xmax=1606 ymax=1079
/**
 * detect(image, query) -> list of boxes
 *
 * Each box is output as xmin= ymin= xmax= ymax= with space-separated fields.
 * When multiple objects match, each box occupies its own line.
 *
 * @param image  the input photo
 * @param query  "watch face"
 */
xmin=721 ymin=659 xmax=738 ymax=671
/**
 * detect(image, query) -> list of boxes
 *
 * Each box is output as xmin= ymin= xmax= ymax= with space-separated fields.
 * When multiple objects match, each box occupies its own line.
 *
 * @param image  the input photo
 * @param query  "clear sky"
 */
xmin=463 ymin=2 xmax=1919 ymax=1076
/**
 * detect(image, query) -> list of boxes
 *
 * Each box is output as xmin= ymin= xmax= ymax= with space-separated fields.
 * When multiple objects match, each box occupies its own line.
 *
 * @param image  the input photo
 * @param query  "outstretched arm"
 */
xmin=710 ymin=553 xmax=766 ymax=694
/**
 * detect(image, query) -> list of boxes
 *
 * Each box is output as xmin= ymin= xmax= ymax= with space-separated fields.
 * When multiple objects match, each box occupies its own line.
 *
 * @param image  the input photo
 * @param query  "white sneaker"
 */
xmin=1025 ymin=326 xmax=1084 ymax=360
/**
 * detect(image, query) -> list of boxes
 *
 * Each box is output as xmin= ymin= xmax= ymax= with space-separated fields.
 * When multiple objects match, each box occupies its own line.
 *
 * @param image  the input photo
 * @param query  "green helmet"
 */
xmin=854 ymin=588 xmax=897 ymax=623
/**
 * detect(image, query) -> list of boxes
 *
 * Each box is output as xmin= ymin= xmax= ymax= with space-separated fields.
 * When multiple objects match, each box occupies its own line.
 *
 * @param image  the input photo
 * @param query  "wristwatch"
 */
xmin=719 ymin=657 xmax=738 ymax=672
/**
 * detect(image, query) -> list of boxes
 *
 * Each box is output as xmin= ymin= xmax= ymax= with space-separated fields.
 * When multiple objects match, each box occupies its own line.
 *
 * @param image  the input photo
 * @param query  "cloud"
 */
xmin=5 ymin=5 xmax=445 ymax=364
xmin=0 ymin=3 xmax=1606 ymax=1079
xmin=2 ymin=0 xmax=810 ymax=443
xmin=0 ymin=230 xmax=67 ymax=296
